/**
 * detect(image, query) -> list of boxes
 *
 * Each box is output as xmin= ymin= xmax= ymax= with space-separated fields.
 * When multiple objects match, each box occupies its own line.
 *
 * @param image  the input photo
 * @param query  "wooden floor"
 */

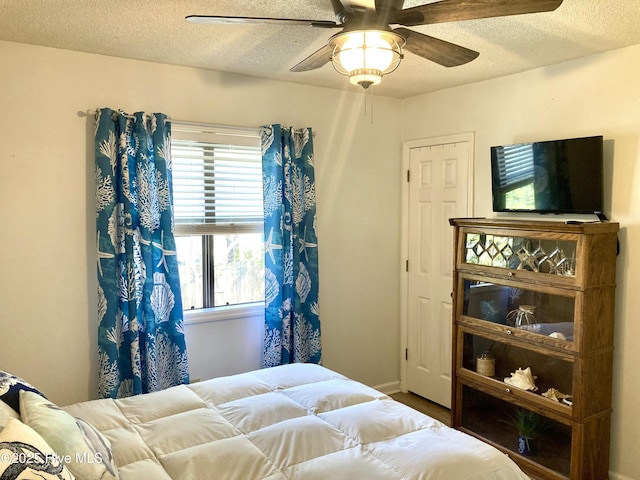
xmin=390 ymin=391 xmax=452 ymax=426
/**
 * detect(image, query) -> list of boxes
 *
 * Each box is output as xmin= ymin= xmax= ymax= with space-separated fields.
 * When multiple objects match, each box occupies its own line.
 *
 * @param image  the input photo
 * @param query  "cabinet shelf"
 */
xmin=450 ymin=218 xmax=618 ymax=480
xmin=458 ymin=368 xmax=573 ymax=419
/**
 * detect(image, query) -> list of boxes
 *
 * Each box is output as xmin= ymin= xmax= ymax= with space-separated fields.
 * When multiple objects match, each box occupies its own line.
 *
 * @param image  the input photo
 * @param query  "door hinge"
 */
xmin=407 ymin=170 xmax=410 ymax=182
xmin=405 ymin=259 xmax=409 ymax=272
xmin=405 ymin=348 xmax=408 ymax=360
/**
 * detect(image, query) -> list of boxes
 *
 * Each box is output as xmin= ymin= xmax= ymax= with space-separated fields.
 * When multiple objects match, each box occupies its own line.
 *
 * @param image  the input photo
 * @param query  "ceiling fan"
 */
xmin=186 ymin=0 xmax=564 ymax=89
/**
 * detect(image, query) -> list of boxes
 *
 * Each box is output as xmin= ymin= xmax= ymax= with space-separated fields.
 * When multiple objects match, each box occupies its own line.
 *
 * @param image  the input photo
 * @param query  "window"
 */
xmin=171 ymin=123 xmax=264 ymax=311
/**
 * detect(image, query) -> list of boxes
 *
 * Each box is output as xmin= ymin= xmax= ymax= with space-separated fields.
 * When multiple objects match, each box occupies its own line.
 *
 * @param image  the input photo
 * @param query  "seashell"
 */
xmin=265 ymin=269 xmax=280 ymax=307
xmin=295 ymin=263 xmax=312 ymax=303
xmin=260 ymin=126 xmax=275 ymax=155
xmin=504 ymin=367 xmax=538 ymax=391
xmin=542 ymin=387 xmax=559 ymax=401
xmin=542 ymin=387 xmax=573 ymax=405
xmin=293 ymin=128 xmax=310 ymax=159
xmin=549 ymin=331 xmax=566 ymax=340
xmin=150 ymin=272 xmax=175 ymax=322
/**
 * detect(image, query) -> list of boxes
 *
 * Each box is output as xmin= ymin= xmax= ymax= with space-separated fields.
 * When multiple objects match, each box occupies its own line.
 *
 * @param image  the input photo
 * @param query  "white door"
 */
xmin=404 ymin=135 xmax=472 ymax=408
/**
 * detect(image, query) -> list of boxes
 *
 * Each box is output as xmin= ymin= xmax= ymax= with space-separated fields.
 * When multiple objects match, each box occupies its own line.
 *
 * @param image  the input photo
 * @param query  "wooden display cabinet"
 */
xmin=449 ymin=218 xmax=619 ymax=480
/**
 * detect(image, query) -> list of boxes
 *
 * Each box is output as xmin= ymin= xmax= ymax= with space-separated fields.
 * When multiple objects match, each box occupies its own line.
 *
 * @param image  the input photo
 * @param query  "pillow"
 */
xmin=20 ymin=391 xmax=119 ymax=480
xmin=0 ymin=416 xmax=75 ymax=479
xmin=1 ymin=400 xmax=19 ymax=429
xmin=0 ymin=370 xmax=46 ymax=413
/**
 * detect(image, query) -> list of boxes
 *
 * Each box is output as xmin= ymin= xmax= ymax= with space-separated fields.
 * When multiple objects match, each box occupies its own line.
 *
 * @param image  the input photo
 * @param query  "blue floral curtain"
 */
xmin=261 ymin=125 xmax=321 ymax=367
xmin=94 ymin=108 xmax=189 ymax=398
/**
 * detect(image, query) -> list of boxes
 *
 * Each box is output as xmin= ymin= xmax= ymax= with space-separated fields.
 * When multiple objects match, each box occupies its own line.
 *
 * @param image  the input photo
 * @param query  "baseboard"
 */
xmin=373 ymin=380 xmax=401 ymax=395
xmin=609 ymin=472 xmax=635 ymax=480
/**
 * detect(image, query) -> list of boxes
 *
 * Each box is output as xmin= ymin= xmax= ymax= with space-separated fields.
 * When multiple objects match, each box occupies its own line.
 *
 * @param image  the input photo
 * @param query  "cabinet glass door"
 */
xmin=462 ymin=232 xmax=577 ymax=277
xmin=462 ymin=279 xmax=576 ymax=346
xmin=460 ymin=386 xmax=572 ymax=477
xmin=462 ymin=332 xmax=574 ymax=406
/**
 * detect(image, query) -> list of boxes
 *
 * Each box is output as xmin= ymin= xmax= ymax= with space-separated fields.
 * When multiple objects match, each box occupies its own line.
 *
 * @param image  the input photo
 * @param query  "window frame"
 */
xmin=183 ymin=300 xmax=265 ymax=326
xmin=171 ymin=121 xmax=265 ymax=322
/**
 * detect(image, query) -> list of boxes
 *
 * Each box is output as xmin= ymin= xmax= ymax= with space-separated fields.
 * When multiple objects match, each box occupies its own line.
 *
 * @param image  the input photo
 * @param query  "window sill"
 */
xmin=183 ymin=302 xmax=265 ymax=326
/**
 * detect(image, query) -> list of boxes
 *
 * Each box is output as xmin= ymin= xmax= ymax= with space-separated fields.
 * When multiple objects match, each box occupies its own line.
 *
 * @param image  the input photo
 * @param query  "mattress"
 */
xmin=62 ymin=363 xmax=529 ymax=479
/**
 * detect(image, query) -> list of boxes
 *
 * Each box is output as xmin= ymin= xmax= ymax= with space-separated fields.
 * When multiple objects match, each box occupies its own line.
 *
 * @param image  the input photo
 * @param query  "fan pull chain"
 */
xmin=369 ymin=86 xmax=373 ymax=124
xmin=363 ymin=87 xmax=367 ymax=117
xmin=363 ymin=86 xmax=375 ymax=124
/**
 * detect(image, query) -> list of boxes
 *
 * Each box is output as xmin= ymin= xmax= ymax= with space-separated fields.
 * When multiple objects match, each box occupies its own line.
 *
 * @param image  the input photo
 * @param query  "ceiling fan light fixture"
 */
xmin=330 ymin=30 xmax=404 ymax=89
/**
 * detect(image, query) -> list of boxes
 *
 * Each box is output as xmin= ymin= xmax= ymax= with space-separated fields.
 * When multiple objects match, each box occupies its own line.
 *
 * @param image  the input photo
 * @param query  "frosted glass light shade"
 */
xmin=330 ymin=30 xmax=404 ymax=89
xmin=337 ymin=32 xmax=394 ymax=72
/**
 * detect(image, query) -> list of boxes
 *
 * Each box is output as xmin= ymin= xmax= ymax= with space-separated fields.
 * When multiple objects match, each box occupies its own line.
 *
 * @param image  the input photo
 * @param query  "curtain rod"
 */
xmin=81 ymin=109 xmax=260 ymax=135
xmin=80 ymin=110 xmax=314 ymax=137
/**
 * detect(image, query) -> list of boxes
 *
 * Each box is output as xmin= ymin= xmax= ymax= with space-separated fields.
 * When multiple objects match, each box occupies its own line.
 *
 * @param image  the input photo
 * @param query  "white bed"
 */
xmin=3 ymin=363 xmax=530 ymax=479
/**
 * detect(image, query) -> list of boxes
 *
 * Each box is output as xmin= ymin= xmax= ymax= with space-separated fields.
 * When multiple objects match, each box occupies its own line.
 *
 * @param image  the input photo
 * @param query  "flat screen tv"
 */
xmin=491 ymin=135 xmax=604 ymax=214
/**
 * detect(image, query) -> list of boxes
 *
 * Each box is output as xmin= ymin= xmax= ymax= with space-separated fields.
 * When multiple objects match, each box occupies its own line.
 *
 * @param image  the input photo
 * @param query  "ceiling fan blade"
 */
xmin=374 ymin=0 xmax=406 ymax=24
xmin=375 ymin=0 xmax=406 ymax=12
xmin=290 ymin=44 xmax=335 ymax=72
xmin=395 ymin=27 xmax=479 ymax=67
xmin=394 ymin=0 xmax=563 ymax=26
xmin=185 ymin=15 xmax=338 ymax=28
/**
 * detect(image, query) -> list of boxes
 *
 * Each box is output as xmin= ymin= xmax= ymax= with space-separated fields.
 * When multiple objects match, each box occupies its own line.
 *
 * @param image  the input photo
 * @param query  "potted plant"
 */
xmin=513 ymin=408 xmax=548 ymax=456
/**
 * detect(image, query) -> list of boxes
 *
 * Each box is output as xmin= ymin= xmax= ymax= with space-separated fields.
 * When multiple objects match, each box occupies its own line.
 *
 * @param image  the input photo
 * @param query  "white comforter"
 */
xmin=63 ymin=363 xmax=529 ymax=479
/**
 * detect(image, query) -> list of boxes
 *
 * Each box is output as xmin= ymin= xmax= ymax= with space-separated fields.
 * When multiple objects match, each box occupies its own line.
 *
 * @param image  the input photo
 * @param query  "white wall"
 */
xmin=0 ymin=40 xmax=403 ymax=405
xmin=5 ymin=34 xmax=636 ymax=478
xmin=184 ymin=310 xmax=264 ymax=382
xmin=401 ymin=44 xmax=640 ymax=480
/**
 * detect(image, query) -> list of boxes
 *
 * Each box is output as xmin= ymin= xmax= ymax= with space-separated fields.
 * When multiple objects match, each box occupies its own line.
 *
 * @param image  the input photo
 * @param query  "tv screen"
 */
xmin=491 ymin=135 xmax=603 ymax=214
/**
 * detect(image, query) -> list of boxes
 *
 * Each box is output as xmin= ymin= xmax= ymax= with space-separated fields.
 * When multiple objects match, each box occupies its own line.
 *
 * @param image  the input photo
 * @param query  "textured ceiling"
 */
xmin=1 ymin=0 xmax=640 ymax=99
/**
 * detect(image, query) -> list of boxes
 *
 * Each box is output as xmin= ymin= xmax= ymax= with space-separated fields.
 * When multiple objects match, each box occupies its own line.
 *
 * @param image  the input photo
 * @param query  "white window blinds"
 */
xmin=495 ymin=143 xmax=535 ymax=188
xmin=171 ymin=123 xmax=263 ymax=235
